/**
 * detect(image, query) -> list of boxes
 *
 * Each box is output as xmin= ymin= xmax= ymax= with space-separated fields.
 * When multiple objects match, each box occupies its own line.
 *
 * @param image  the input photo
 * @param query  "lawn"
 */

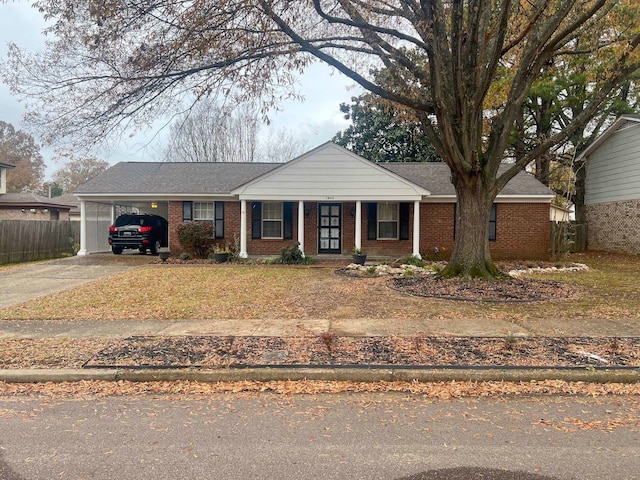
xmin=0 ymin=252 xmax=638 ymax=323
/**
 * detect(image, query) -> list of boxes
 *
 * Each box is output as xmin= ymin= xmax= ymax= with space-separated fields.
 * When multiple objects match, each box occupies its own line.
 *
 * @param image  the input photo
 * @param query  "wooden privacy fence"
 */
xmin=0 ymin=220 xmax=80 ymax=265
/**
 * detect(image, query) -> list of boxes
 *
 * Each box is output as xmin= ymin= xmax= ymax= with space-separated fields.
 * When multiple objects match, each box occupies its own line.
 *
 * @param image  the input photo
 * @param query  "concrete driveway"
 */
xmin=0 ymin=252 xmax=154 ymax=309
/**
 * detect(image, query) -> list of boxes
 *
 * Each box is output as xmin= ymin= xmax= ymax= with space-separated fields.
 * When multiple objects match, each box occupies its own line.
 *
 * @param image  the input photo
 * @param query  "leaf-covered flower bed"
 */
xmin=388 ymin=276 xmax=578 ymax=302
xmin=83 ymin=335 xmax=639 ymax=369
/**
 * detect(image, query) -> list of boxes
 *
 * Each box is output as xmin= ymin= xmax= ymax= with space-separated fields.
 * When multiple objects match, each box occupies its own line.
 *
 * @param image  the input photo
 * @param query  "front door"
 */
xmin=318 ymin=203 xmax=342 ymax=254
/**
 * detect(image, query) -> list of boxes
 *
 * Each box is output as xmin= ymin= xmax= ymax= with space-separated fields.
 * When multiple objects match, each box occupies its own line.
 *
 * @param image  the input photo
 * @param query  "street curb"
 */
xmin=1 ymin=367 xmax=639 ymax=384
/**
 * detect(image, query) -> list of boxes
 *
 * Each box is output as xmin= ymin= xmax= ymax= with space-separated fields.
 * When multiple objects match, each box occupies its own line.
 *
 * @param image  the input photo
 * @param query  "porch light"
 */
xmin=151 ymin=202 xmax=158 ymax=209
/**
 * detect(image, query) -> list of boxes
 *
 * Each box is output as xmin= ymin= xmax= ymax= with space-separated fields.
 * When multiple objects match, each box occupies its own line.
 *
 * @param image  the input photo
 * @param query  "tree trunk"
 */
xmin=441 ymin=179 xmax=500 ymax=279
xmin=572 ymin=158 xmax=587 ymax=251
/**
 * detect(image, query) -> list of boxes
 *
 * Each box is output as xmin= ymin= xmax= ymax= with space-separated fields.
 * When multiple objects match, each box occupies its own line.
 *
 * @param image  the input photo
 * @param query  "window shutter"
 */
xmin=453 ymin=203 xmax=457 ymax=240
xmin=283 ymin=202 xmax=293 ymax=239
xmin=182 ymin=201 xmax=193 ymax=221
xmin=399 ymin=203 xmax=410 ymax=240
xmin=214 ymin=202 xmax=224 ymax=239
xmin=488 ymin=204 xmax=497 ymax=241
xmin=367 ymin=203 xmax=377 ymax=240
xmin=251 ymin=202 xmax=262 ymax=239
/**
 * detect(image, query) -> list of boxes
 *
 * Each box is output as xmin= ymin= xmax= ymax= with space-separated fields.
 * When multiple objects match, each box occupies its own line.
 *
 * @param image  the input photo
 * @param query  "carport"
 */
xmin=74 ymin=196 xmax=169 ymax=255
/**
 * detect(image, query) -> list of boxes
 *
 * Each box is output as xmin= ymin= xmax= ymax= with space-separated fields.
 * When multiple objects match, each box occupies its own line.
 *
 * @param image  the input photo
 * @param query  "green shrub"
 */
xmin=180 ymin=252 xmax=192 ymax=261
xmin=176 ymin=222 xmax=214 ymax=258
xmin=272 ymin=242 xmax=315 ymax=264
xmin=402 ymin=255 xmax=426 ymax=268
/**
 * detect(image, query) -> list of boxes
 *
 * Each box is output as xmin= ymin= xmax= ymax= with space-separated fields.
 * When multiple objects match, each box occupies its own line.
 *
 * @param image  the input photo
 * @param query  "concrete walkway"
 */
xmin=3 ymin=316 xmax=640 ymax=340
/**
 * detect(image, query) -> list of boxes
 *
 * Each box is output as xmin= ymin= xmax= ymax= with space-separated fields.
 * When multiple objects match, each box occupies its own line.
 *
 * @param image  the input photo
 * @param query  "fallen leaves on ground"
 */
xmin=388 ymin=276 xmax=578 ymax=302
xmin=1 ymin=379 xmax=640 ymax=400
xmin=2 ymin=252 xmax=639 ymax=322
xmin=2 ymin=335 xmax=637 ymax=370
xmin=0 ymin=338 xmax=111 ymax=368
xmin=82 ymin=335 xmax=640 ymax=368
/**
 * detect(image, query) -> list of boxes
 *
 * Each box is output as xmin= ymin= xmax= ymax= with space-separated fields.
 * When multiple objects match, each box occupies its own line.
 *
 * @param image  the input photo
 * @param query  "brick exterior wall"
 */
xmin=167 ymin=201 xmax=183 ymax=252
xmin=587 ymin=200 xmax=640 ymax=254
xmin=167 ymin=200 xmax=551 ymax=260
xmin=0 ymin=207 xmax=70 ymax=221
xmin=489 ymin=203 xmax=550 ymax=260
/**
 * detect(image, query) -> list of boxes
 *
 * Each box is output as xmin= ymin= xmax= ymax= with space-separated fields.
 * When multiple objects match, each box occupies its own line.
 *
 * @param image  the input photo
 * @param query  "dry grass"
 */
xmin=0 ymin=252 xmax=639 ymax=372
xmin=0 ymin=252 xmax=638 ymax=322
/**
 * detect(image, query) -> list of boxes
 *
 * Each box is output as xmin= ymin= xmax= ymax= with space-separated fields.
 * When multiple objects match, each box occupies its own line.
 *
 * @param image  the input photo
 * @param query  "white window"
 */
xmin=193 ymin=202 xmax=214 ymax=221
xmin=262 ymin=202 xmax=283 ymax=238
xmin=378 ymin=203 xmax=399 ymax=239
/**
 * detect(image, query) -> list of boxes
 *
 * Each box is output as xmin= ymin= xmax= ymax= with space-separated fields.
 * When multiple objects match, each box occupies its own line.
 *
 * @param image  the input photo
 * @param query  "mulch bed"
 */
xmin=335 ymin=261 xmax=582 ymax=302
xmin=388 ymin=276 xmax=578 ymax=302
xmin=83 ymin=335 xmax=640 ymax=369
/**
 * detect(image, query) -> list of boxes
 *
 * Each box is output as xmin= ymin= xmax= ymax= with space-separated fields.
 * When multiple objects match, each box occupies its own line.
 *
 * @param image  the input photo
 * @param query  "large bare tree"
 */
xmin=51 ymin=155 xmax=110 ymax=193
xmin=3 ymin=0 xmax=639 ymax=277
xmin=163 ymin=101 xmax=261 ymax=163
xmin=162 ymin=98 xmax=307 ymax=162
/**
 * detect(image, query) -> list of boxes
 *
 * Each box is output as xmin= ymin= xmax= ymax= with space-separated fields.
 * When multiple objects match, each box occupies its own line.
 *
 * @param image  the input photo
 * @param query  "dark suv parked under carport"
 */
xmin=108 ymin=214 xmax=168 ymax=255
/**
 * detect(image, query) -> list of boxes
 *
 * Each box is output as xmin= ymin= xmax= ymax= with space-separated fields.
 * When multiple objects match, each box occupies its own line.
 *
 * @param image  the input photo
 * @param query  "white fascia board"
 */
xmin=494 ymin=195 xmax=554 ymax=203
xmin=74 ymin=193 xmax=236 ymax=202
xmin=235 ymin=194 xmax=425 ymax=201
xmin=420 ymin=196 xmax=457 ymax=203
xmin=420 ymin=195 xmax=553 ymax=203
xmin=577 ymin=115 xmax=640 ymax=161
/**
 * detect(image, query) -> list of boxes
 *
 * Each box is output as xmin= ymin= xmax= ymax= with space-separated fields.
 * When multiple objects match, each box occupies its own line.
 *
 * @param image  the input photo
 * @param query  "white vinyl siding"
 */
xmin=262 ymin=202 xmax=283 ymax=238
xmin=378 ymin=203 xmax=398 ymax=239
xmin=232 ymin=143 xmax=428 ymax=201
xmin=586 ymin=123 xmax=640 ymax=205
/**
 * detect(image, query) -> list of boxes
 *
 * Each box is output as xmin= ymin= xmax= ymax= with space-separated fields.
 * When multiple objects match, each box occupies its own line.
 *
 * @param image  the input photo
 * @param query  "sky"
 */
xmin=0 ymin=2 xmax=361 ymax=181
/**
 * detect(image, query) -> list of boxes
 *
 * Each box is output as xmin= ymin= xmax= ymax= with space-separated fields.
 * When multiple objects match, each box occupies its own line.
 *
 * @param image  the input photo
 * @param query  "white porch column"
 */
xmin=77 ymin=200 xmax=89 ymax=256
xmin=110 ymin=205 xmax=116 ymax=225
xmin=239 ymin=200 xmax=248 ymax=258
xmin=354 ymin=200 xmax=362 ymax=251
xmin=412 ymin=200 xmax=422 ymax=259
xmin=297 ymin=200 xmax=305 ymax=257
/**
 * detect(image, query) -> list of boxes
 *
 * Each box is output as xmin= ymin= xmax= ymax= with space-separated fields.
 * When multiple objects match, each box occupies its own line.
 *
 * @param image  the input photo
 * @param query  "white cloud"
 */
xmin=0 ymin=4 xmax=361 ymax=179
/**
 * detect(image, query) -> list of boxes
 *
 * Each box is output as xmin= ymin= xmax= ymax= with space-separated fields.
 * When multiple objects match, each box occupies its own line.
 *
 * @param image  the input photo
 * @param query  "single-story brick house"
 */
xmin=0 ymin=162 xmax=72 ymax=220
xmin=578 ymin=115 xmax=640 ymax=254
xmin=74 ymin=142 xmax=554 ymax=259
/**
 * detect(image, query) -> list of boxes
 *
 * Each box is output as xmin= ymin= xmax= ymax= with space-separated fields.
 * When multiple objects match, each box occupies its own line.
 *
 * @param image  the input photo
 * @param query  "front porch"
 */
xmin=236 ymin=199 xmax=424 ymax=259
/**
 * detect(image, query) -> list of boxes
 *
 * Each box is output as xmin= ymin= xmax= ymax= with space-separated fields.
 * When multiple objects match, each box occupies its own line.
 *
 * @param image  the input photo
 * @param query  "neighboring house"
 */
xmin=0 ymin=192 xmax=72 ymax=221
xmin=578 ymin=115 xmax=640 ymax=254
xmin=550 ymin=204 xmax=574 ymax=223
xmin=0 ymin=162 xmax=72 ymax=221
xmin=0 ymin=162 xmax=10 ymax=195
xmin=53 ymin=194 xmax=81 ymax=221
xmin=0 ymin=162 xmax=73 ymax=221
xmin=74 ymin=142 xmax=554 ymax=259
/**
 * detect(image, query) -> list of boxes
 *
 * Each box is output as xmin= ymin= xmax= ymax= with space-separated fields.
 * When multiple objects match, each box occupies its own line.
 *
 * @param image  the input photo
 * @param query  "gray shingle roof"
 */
xmin=75 ymin=162 xmax=281 ymax=195
xmin=0 ymin=192 xmax=73 ymax=209
xmin=75 ymin=160 xmax=552 ymax=198
xmin=383 ymin=163 xmax=553 ymax=196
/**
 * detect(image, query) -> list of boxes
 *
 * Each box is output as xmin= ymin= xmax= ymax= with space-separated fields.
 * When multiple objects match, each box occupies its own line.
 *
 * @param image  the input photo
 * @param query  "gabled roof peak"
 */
xmin=578 ymin=114 xmax=640 ymax=160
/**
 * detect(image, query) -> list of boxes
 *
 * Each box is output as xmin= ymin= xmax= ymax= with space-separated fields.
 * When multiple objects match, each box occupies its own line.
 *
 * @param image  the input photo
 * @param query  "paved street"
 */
xmin=0 ymin=392 xmax=638 ymax=479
